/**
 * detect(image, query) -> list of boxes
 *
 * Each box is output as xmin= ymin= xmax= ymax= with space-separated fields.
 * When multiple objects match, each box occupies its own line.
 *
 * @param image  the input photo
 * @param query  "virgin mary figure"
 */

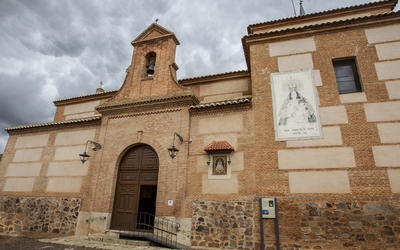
xmin=214 ymin=158 xmax=225 ymax=174
xmin=278 ymin=82 xmax=317 ymax=126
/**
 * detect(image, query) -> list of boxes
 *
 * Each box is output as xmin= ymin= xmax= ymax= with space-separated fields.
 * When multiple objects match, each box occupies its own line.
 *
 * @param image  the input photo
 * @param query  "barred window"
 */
xmin=333 ymin=59 xmax=362 ymax=94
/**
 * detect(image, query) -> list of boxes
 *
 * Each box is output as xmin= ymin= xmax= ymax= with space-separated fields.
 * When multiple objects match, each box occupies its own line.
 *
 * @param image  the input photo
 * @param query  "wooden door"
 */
xmin=111 ymin=145 xmax=159 ymax=230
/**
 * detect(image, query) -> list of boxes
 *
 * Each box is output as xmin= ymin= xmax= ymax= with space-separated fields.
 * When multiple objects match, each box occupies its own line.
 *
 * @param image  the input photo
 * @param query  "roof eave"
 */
xmin=242 ymin=11 xmax=400 ymax=72
xmin=5 ymin=115 xmax=102 ymax=132
xmin=247 ymin=0 xmax=398 ymax=34
xmin=190 ymin=96 xmax=252 ymax=110
xmin=96 ymin=92 xmax=200 ymax=115
xmin=53 ymin=90 xmax=118 ymax=106
xmin=179 ymin=70 xmax=250 ymax=86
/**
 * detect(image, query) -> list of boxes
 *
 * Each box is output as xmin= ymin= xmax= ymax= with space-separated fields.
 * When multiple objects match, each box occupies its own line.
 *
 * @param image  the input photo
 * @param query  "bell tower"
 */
xmin=111 ymin=23 xmax=185 ymax=102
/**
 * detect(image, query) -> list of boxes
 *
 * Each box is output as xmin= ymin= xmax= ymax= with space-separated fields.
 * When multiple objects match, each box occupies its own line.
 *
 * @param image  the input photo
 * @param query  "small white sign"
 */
xmin=168 ymin=200 xmax=173 ymax=206
xmin=261 ymin=198 xmax=276 ymax=219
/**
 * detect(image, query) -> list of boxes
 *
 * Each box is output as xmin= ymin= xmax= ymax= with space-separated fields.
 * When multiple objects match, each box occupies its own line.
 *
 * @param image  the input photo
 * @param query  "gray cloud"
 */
xmin=0 ymin=0 xmax=397 ymax=153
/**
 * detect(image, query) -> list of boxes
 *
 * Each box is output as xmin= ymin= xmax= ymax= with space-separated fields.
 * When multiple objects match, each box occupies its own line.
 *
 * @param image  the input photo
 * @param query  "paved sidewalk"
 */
xmin=39 ymin=235 xmax=175 ymax=250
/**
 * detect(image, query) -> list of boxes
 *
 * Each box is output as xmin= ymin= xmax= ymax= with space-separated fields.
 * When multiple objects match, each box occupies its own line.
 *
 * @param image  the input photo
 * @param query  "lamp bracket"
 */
xmin=168 ymin=133 xmax=191 ymax=159
xmin=88 ymin=140 xmax=102 ymax=151
xmin=175 ymin=133 xmax=183 ymax=143
xmin=79 ymin=140 xmax=102 ymax=164
xmin=174 ymin=133 xmax=192 ymax=143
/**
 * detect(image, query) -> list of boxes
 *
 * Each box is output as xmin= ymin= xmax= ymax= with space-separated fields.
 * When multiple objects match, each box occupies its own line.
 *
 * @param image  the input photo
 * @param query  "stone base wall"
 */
xmin=283 ymin=199 xmax=400 ymax=249
xmin=0 ymin=196 xmax=81 ymax=235
xmin=191 ymin=201 xmax=255 ymax=249
xmin=191 ymin=198 xmax=400 ymax=250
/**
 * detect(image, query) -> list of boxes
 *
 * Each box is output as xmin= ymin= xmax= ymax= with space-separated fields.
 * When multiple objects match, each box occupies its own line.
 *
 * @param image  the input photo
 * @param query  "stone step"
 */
xmin=88 ymin=233 xmax=151 ymax=247
xmin=39 ymin=235 xmax=169 ymax=250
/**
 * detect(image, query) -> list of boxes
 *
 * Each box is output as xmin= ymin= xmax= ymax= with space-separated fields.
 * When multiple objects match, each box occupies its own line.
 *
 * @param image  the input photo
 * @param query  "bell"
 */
xmin=146 ymin=64 xmax=155 ymax=75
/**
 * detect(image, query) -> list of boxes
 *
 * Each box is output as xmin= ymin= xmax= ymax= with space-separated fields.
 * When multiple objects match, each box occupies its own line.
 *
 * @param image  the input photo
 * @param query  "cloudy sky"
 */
xmin=0 ymin=0 xmax=398 ymax=153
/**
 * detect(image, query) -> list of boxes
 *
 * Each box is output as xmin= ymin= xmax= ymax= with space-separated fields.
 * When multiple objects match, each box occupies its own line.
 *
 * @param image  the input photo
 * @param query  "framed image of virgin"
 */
xmin=212 ymin=156 xmax=227 ymax=175
xmin=270 ymin=69 xmax=322 ymax=141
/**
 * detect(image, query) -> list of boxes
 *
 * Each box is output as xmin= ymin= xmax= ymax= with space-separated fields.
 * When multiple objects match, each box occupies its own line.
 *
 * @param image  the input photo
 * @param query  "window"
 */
xmin=333 ymin=59 xmax=362 ymax=94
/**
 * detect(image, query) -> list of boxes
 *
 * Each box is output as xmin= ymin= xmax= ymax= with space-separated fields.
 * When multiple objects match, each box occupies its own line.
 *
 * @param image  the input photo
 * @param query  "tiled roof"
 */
xmin=242 ymin=10 xmax=400 ymax=71
xmin=204 ymin=141 xmax=234 ymax=152
xmin=245 ymin=11 xmax=398 ymax=39
xmin=190 ymin=96 xmax=252 ymax=109
xmin=53 ymin=71 xmax=249 ymax=105
xmin=5 ymin=115 xmax=102 ymax=131
xmin=179 ymin=70 xmax=248 ymax=82
xmin=247 ymin=0 xmax=397 ymax=31
xmin=53 ymin=90 xmax=117 ymax=103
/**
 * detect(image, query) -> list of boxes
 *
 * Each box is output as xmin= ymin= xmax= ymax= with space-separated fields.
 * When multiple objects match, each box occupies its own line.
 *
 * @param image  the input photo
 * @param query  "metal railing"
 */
xmin=117 ymin=212 xmax=183 ymax=249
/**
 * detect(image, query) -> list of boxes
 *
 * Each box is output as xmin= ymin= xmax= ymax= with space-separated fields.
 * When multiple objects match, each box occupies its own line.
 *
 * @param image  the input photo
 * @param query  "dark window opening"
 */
xmin=333 ymin=59 xmax=362 ymax=94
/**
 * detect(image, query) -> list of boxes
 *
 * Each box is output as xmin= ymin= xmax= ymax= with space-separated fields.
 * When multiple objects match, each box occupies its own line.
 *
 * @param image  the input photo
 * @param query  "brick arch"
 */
xmin=113 ymin=134 xmax=167 ymax=169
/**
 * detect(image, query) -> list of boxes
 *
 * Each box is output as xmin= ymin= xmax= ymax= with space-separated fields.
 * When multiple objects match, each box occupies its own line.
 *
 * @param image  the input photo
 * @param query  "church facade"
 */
xmin=1 ymin=1 xmax=400 ymax=249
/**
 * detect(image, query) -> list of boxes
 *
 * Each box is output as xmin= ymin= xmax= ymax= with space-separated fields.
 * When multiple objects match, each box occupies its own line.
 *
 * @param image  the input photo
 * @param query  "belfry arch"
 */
xmin=145 ymin=52 xmax=156 ymax=76
xmin=111 ymin=144 xmax=159 ymax=231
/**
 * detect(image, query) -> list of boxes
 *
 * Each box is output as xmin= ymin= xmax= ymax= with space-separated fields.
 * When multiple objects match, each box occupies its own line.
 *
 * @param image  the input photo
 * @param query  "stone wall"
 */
xmin=0 ymin=196 xmax=81 ymax=235
xmin=191 ymin=201 xmax=255 ymax=249
xmin=272 ymin=198 xmax=400 ymax=249
xmin=190 ymin=198 xmax=400 ymax=250
xmin=290 ymin=199 xmax=400 ymax=249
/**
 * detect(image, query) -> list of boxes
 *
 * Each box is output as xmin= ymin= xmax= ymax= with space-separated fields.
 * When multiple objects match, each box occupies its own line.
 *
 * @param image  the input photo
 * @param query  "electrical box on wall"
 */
xmin=261 ymin=198 xmax=276 ymax=219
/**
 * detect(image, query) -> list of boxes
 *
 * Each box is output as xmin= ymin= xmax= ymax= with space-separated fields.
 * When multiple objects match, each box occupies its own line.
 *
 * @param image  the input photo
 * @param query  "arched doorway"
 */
xmin=111 ymin=145 xmax=159 ymax=231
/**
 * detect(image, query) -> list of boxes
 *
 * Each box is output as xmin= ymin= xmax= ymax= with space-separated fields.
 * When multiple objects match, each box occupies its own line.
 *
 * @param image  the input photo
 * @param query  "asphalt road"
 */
xmin=0 ymin=235 xmax=98 ymax=250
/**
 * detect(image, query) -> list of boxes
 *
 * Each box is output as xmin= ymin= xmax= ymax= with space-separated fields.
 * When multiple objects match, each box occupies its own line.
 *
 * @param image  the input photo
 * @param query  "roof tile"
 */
xmin=53 ymin=90 xmax=117 ymax=103
xmin=5 ymin=115 xmax=102 ymax=131
xmin=190 ymin=96 xmax=252 ymax=109
xmin=205 ymin=141 xmax=235 ymax=152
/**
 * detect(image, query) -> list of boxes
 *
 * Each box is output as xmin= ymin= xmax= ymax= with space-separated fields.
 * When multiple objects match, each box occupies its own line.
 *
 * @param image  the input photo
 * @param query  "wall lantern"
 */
xmin=204 ymin=140 xmax=234 ymax=165
xmin=167 ymin=133 xmax=184 ymax=159
xmin=79 ymin=140 xmax=102 ymax=164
